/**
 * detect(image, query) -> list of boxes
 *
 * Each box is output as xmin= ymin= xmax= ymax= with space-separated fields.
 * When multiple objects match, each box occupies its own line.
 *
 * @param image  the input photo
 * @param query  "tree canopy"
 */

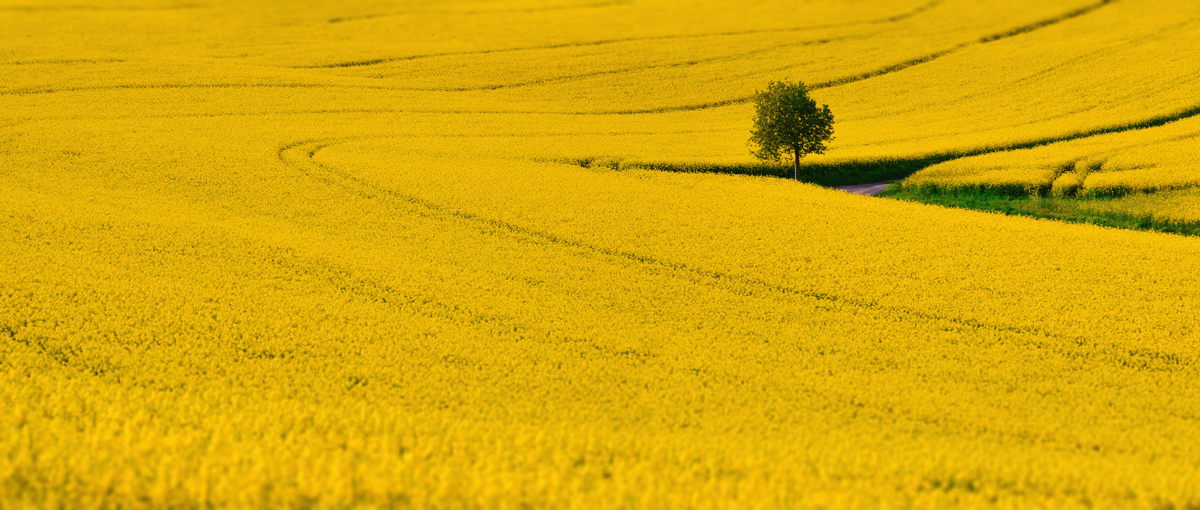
xmin=749 ymin=80 xmax=835 ymax=180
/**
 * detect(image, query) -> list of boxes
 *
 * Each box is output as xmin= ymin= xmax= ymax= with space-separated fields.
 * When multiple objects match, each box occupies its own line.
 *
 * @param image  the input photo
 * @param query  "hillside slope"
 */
xmin=3 ymin=0 xmax=1199 ymax=507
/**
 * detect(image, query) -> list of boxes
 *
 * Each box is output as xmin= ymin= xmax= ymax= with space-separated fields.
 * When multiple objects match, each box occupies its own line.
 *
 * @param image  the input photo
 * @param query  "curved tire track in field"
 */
xmin=600 ymin=0 xmax=1120 ymax=114
xmin=0 ymin=4 xmax=199 ymax=12
xmin=260 ymin=244 xmax=598 ymax=344
xmin=0 ymin=59 xmax=124 ymax=66
xmin=277 ymin=137 xmax=1100 ymax=348
xmin=327 ymin=0 xmax=632 ymax=24
xmin=296 ymin=0 xmax=1115 ymax=114
xmin=366 ymin=35 xmax=859 ymax=92
xmin=0 ymin=1 xmax=1116 ymax=110
xmin=0 ymin=82 xmax=339 ymax=96
xmin=313 ymin=0 xmax=939 ymax=68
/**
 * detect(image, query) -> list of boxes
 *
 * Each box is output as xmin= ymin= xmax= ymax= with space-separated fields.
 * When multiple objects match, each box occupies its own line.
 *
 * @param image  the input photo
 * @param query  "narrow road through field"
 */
xmin=833 ymin=182 xmax=892 ymax=195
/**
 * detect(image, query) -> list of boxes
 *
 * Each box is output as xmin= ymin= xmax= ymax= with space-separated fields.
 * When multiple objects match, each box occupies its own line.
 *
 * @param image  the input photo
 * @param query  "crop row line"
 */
xmin=605 ymin=0 xmax=1119 ymax=114
xmin=276 ymin=137 xmax=1095 ymax=348
xmin=327 ymin=0 xmax=633 ymax=24
xmin=312 ymin=0 xmax=941 ymax=67
xmin=0 ymin=1 xmax=1117 ymax=115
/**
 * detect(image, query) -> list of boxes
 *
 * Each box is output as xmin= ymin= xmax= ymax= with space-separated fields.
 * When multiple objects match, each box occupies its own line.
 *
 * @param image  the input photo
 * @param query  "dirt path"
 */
xmin=833 ymin=182 xmax=893 ymax=196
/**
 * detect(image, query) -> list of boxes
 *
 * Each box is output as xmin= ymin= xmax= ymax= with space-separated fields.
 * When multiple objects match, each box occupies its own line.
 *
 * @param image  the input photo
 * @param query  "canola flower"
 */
xmin=905 ymin=114 xmax=1200 ymax=197
xmin=1068 ymin=187 xmax=1200 ymax=227
xmin=4 ymin=0 xmax=1200 ymax=507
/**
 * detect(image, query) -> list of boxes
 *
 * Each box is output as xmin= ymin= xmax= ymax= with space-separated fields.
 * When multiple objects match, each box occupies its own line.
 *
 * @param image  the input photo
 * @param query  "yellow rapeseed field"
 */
xmin=3 ymin=0 xmax=1200 ymax=507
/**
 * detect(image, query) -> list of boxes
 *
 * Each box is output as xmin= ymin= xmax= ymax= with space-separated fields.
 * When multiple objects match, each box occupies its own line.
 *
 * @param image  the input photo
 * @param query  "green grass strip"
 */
xmin=882 ymin=188 xmax=1200 ymax=237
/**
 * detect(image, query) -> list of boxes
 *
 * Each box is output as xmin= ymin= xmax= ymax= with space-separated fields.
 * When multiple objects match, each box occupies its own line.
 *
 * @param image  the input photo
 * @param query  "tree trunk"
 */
xmin=793 ymin=146 xmax=801 ymax=181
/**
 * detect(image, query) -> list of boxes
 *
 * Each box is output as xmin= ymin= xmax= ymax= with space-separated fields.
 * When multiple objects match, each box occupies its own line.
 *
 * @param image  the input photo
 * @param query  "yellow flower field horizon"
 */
xmin=3 ymin=0 xmax=1200 ymax=507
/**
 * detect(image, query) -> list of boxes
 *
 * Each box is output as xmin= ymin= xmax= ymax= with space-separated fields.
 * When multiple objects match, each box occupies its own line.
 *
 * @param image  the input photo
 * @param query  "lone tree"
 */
xmin=749 ymin=80 xmax=834 ymax=180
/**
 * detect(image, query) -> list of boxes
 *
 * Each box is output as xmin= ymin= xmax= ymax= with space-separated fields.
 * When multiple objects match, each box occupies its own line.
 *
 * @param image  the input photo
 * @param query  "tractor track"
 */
xmin=276 ymin=136 xmax=1105 ymax=351
xmin=0 ymin=0 xmax=1121 ymax=116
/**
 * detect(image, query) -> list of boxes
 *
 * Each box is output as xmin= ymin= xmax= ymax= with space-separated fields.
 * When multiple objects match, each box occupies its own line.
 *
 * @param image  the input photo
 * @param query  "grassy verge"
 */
xmin=618 ymin=155 xmax=959 ymax=187
xmin=884 ymin=189 xmax=1200 ymax=237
